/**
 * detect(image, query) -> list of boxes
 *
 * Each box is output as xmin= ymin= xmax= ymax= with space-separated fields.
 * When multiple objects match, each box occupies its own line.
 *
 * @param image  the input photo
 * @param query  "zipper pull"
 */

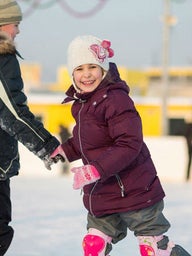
xmin=115 ymin=175 xmax=125 ymax=197
xmin=121 ymin=186 xmax=125 ymax=197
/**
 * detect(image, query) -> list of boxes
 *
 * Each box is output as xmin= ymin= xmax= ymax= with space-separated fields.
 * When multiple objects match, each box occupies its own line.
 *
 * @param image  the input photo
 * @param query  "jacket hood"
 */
xmin=0 ymin=31 xmax=16 ymax=54
xmin=63 ymin=62 xmax=130 ymax=103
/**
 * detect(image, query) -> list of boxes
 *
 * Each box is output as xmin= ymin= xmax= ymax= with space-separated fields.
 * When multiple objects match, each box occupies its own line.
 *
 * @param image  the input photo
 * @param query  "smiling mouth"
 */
xmin=82 ymin=80 xmax=94 ymax=85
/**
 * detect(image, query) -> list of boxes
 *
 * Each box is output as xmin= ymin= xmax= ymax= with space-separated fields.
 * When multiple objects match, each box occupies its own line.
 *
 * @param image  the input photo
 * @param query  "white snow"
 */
xmin=5 ymin=137 xmax=192 ymax=255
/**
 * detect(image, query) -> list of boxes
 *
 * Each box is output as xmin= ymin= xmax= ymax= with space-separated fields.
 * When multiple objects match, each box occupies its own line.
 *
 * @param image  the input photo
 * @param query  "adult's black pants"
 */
xmin=0 ymin=179 xmax=14 ymax=255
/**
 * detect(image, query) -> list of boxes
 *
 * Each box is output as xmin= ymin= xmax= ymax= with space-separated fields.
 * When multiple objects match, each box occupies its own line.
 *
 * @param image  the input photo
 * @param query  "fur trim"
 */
xmin=0 ymin=31 xmax=16 ymax=54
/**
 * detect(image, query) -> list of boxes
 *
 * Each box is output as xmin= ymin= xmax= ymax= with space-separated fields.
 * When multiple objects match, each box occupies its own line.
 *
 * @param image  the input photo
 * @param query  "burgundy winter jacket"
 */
xmin=62 ymin=63 xmax=165 ymax=217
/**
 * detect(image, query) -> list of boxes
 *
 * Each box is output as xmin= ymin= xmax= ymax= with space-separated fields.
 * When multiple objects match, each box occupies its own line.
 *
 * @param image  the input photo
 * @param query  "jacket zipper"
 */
xmin=77 ymin=101 xmax=95 ymax=215
xmin=88 ymin=181 xmax=98 ymax=217
xmin=78 ymin=101 xmax=89 ymax=164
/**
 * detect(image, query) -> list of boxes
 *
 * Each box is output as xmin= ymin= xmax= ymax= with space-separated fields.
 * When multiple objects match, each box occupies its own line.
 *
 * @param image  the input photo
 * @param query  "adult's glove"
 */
xmin=43 ymin=156 xmax=54 ymax=170
xmin=50 ymin=145 xmax=66 ymax=163
xmin=71 ymin=164 xmax=100 ymax=190
xmin=43 ymin=145 xmax=65 ymax=170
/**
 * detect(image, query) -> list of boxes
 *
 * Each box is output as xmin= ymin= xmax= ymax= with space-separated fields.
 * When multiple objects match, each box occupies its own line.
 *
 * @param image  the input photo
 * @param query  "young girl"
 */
xmin=51 ymin=35 xmax=191 ymax=256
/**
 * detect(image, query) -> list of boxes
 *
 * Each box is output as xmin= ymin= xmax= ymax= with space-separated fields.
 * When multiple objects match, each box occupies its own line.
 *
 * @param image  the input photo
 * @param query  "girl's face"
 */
xmin=73 ymin=64 xmax=104 ymax=93
xmin=0 ymin=23 xmax=20 ymax=40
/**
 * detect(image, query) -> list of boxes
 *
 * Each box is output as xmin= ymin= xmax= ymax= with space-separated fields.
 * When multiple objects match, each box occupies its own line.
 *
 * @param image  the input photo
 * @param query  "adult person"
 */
xmin=0 ymin=1 xmax=61 ymax=254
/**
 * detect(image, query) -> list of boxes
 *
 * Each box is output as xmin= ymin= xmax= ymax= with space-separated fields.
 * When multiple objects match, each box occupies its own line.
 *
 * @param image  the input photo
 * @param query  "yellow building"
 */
xmin=26 ymin=92 xmax=192 ymax=137
xmin=22 ymin=64 xmax=192 ymax=137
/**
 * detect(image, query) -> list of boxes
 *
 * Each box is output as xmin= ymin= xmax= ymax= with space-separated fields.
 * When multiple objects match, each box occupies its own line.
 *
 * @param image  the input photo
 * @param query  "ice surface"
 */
xmin=7 ymin=175 xmax=192 ymax=256
xmin=5 ymin=137 xmax=192 ymax=255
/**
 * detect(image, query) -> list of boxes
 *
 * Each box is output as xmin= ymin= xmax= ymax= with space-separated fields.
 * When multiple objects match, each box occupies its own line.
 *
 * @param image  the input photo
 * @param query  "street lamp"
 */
xmin=161 ymin=0 xmax=177 ymax=135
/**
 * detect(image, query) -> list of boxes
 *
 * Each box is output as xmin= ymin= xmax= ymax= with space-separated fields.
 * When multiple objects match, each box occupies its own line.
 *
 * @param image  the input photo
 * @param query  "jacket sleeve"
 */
xmin=61 ymin=137 xmax=81 ymax=162
xmin=0 ymin=56 xmax=59 ymax=159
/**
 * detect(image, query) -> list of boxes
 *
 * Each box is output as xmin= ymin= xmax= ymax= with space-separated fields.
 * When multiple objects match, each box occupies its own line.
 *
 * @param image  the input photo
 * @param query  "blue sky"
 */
xmin=17 ymin=0 xmax=192 ymax=82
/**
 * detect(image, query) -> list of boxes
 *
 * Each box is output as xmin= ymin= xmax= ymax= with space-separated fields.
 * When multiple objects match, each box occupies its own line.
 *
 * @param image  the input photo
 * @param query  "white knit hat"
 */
xmin=0 ymin=0 xmax=22 ymax=26
xmin=67 ymin=35 xmax=114 ymax=77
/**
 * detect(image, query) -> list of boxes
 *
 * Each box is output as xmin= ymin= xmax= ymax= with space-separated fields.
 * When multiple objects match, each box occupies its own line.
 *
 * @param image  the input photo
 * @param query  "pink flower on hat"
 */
xmin=101 ymin=40 xmax=114 ymax=58
xmin=90 ymin=39 xmax=114 ymax=63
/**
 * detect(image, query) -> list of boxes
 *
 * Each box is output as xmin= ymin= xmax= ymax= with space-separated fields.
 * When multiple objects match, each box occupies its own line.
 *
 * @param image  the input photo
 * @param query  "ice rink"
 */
xmin=5 ymin=138 xmax=192 ymax=255
xmin=6 ymin=176 xmax=192 ymax=255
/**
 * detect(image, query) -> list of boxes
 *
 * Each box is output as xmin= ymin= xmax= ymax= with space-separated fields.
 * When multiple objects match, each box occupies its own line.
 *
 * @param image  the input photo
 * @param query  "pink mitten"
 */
xmin=71 ymin=165 xmax=100 ymax=190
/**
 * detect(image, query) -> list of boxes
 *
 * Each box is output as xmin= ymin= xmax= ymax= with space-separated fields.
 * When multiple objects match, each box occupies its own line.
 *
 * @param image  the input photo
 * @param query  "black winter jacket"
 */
xmin=0 ymin=32 xmax=59 ymax=180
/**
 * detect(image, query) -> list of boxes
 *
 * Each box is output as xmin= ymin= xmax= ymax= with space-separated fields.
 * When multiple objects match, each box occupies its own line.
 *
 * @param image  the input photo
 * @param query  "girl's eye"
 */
xmin=75 ymin=67 xmax=83 ymax=71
